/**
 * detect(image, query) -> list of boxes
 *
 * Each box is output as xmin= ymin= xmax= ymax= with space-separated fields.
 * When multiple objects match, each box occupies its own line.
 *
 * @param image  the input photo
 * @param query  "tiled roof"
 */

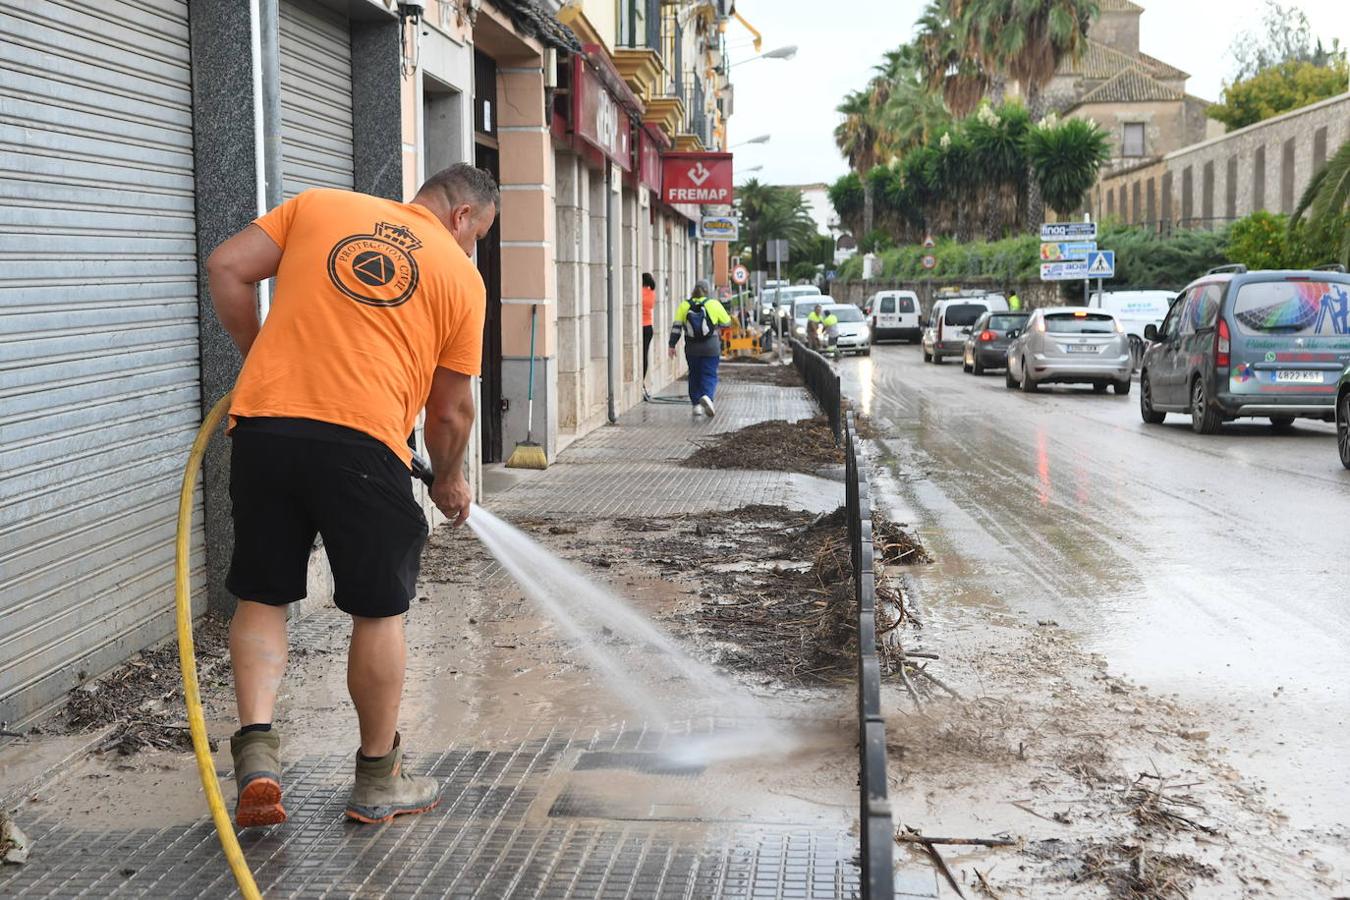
xmin=489 ymin=0 xmax=583 ymax=53
xmin=1098 ymin=0 xmax=1144 ymax=12
xmin=1137 ymin=51 xmax=1189 ymax=81
xmin=1057 ymin=39 xmax=1189 ymax=83
xmin=1076 ymin=66 xmax=1184 ymax=105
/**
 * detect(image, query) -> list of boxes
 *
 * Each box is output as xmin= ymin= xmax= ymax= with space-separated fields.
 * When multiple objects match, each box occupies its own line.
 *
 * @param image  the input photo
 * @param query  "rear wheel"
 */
xmin=1190 ymin=377 xmax=1222 ymax=435
xmin=933 ymin=353 xmax=944 ymax=365
xmin=1019 ymin=358 xmax=1038 ymax=393
xmin=1269 ymin=415 xmax=1294 ymax=432
xmin=972 ymin=357 xmax=985 ymax=376
xmin=1140 ymin=373 xmax=1165 ymax=424
xmin=962 ymin=354 xmax=973 ymax=373
xmin=1114 ymin=379 xmax=1131 ymax=396
xmin=922 ymin=347 xmax=932 ymax=363
xmin=1005 ymin=366 xmax=1017 ymax=389
xmin=1093 ymin=382 xmax=1108 ymax=394
xmin=1338 ymin=392 xmax=1350 ymax=469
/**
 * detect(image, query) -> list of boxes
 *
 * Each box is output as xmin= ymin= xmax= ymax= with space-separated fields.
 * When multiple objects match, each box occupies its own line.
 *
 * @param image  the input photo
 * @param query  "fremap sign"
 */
xmin=661 ymin=152 xmax=733 ymax=205
xmin=573 ymin=58 xmax=631 ymax=171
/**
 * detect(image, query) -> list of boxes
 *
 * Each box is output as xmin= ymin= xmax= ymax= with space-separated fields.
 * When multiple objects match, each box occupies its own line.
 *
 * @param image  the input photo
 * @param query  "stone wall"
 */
xmin=1095 ymin=92 xmax=1350 ymax=229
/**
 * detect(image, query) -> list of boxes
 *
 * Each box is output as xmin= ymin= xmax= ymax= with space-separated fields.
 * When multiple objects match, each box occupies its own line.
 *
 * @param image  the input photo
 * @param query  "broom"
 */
xmin=505 ymin=303 xmax=548 ymax=469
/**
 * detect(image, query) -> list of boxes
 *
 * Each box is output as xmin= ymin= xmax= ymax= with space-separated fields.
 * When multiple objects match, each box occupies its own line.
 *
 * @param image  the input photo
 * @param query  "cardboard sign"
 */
xmin=662 ymin=152 xmax=733 ymax=205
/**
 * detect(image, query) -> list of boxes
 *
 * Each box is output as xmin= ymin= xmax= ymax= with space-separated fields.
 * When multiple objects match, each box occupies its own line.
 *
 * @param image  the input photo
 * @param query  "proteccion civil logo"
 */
xmin=327 ymin=221 xmax=423 ymax=307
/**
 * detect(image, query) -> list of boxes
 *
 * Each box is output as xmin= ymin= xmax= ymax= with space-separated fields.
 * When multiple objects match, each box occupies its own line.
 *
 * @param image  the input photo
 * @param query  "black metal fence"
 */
xmin=790 ymin=340 xmax=841 ymax=445
xmin=845 ymin=413 xmax=894 ymax=898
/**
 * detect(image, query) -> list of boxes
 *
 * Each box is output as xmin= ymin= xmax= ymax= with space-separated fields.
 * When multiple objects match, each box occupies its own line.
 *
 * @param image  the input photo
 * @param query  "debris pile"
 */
xmin=681 ymin=416 xmax=843 ymax=474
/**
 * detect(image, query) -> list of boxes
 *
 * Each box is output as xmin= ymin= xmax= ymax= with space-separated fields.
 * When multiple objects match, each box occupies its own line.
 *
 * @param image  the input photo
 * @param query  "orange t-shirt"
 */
xmin=641 ymin=286 xmax=656 ymax=327
xmin=229 ymin=188 xmax=486 ymax=465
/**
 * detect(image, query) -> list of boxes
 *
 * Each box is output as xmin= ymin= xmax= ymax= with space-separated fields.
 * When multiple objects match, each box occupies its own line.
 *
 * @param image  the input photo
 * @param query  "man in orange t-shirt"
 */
xmin=205 ymin=164 xmax=497 ymax=829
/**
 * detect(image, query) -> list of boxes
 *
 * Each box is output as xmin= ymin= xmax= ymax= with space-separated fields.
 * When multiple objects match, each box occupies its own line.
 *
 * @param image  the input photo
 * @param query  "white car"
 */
xmin=772 ymin=285 xmax=824 ymax=325
xmin=825 ymin=303 xmax=871 ymax=356
xmin=922 ymin=295 xmax=1010 ymax=364
xmin=791 ymin=297 xmax=826 ymax=341
xmin=865 ymin=290 xmax=921 ymax=343
xmin=1088 ymin=290 xmax=1177 ymax=364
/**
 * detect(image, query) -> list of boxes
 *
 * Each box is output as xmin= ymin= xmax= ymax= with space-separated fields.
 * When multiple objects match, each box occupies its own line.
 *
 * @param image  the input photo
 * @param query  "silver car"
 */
xmin=1005 ymin=307 xmax=1133 ymax=394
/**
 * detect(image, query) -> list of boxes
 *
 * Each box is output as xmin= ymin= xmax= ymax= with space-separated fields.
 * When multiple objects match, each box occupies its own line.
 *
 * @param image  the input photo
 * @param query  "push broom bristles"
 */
xmin=505 ymin=440 xmax=548 ymax=469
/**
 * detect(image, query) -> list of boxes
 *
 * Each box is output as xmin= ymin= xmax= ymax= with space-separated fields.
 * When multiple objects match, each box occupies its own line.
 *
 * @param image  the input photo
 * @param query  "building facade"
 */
xmin=0 ymin=0 xmax=741 ymax=726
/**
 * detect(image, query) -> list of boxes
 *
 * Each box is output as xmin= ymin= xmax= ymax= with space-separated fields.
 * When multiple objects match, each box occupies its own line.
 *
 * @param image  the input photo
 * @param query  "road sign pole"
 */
xmin=775 ymin=255 xmax=783 ymax=362
xmin=1084 ymin=277 xmax=1089 ymax=305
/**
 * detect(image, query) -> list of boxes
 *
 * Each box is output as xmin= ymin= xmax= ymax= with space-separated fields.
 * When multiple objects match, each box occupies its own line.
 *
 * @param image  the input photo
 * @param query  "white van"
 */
xmin=1088 ymin=290 xmax=1176 ymax=363
xmin=865 ymin=290 xmax=922 ymax=343
xmin=922 ymin=295 xmax=1010 ymax=364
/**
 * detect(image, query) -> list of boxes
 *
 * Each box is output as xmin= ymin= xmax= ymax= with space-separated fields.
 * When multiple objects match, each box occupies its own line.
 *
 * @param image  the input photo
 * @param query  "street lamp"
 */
xmin=731 ymin=45 xmax=798 ymax=67
xmin=731 ymin=134 xmax=770 ymax=149
xmin=742 ymin=165 xmax=763 ymax=173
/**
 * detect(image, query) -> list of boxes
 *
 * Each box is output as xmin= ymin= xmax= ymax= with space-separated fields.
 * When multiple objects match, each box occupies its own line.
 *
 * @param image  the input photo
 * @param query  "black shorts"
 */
xmin=226 ymin=418 xmax=428 ymax=618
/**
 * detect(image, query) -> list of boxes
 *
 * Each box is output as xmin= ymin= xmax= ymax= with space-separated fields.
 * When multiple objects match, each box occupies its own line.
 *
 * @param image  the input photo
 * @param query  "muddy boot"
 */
xmin=345 ymin=733 xmax=440 ymax=824
xmin=230 ymin=728 xmax=286 ymax=828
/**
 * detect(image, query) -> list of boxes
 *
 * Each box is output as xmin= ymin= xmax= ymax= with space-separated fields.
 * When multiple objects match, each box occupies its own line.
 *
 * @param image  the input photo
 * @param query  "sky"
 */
xmin=727 ymin=0 xmax=1350 ymax=188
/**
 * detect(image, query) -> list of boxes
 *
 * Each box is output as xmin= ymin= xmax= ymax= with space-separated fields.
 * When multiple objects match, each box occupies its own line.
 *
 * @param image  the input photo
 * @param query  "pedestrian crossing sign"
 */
xmin=1086 ymin=250 xmax=1115 ymax=277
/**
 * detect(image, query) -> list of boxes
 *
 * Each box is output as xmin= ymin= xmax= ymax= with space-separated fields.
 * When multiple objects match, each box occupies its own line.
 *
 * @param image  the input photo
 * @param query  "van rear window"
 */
xmin=895 ymin=296 xmax=915 ymax=312
xmin=944 ymin=303 xmax=984 ymax=326
xmin=1233 ymin=281 xmax=1350 ymax=336
xmin=1045 ymin=313 xmax=1115 ymax=334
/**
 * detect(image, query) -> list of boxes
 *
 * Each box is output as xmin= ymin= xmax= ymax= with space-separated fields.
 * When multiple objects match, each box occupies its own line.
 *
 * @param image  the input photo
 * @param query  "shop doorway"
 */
xmin=473 ymin=50 xmax=503 ymax=463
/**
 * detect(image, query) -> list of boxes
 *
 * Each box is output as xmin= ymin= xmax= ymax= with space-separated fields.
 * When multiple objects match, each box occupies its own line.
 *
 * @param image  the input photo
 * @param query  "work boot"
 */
xmin=231 ymin=728 xmax=286 ymax=828
xmin=345 ymin=733 xmax=440 ymax=824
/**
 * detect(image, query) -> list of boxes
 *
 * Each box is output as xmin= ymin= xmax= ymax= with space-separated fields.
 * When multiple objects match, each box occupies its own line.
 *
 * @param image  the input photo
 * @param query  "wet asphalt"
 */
xmin=838 ymin=342 xmax=1350 ymax=834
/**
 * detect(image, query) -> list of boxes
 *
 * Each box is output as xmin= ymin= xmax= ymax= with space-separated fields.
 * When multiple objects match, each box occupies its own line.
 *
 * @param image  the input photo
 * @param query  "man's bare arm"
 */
xmin=206 ymin=224 xmax=283 ymax=358
xmin=424 ymin=367 xmax=477 ymax=526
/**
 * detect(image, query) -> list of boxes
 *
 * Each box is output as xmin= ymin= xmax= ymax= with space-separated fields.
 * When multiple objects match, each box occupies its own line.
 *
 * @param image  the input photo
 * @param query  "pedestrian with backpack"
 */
xmin=668 ymin=280 xmax=732 ymax=416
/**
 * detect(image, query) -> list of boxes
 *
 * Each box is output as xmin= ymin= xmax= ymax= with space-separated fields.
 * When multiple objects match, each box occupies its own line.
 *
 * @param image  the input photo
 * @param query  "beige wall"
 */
xmin=1096 ymin=93 xmax=1350 ymax=227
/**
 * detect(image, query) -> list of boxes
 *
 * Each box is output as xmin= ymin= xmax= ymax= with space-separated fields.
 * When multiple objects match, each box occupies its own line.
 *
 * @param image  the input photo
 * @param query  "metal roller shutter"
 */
xmin=0 ymin=0 xmax=203 ymax=723
xmin=279 ymin=0 xmax=355 ymax=197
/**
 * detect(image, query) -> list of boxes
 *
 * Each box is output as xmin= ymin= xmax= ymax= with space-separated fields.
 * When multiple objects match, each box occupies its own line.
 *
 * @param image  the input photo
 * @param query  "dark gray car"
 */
xmin=962 ymin=311 xmax=1030 ymax=374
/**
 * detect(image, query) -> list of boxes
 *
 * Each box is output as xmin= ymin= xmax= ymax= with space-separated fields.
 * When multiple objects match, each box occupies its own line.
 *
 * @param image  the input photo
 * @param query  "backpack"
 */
xmin=684 ymin=299 xmax=714 ymax=341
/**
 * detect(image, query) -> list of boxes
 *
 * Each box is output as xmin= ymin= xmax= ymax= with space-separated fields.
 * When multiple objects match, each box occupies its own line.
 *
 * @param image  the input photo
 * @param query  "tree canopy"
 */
xmin=1207 ymin=57 xmax=1350 ymax=131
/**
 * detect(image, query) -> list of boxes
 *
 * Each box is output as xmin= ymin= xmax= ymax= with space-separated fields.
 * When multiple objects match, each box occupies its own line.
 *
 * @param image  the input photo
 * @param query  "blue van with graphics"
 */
xmin=1138 ymin=264 xmax=1350 ymax=434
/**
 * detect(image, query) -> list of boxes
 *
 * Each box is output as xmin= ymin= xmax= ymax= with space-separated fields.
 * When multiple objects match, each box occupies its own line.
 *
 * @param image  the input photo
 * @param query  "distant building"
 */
xmin=1050 ymin=0 xmax=1222 ymax=175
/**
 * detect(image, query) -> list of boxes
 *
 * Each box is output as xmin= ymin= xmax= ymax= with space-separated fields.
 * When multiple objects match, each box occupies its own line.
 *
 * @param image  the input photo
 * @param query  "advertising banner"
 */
xmin=573 ymin=58 xmax=631 ymax=171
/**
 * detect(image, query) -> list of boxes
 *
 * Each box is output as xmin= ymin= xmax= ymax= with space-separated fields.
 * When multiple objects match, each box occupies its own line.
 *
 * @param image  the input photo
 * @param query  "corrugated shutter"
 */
xmin=280 ymin=0 xmax=354 ymax=197
xmin=0 ymin=0 xmax=203 ymax=723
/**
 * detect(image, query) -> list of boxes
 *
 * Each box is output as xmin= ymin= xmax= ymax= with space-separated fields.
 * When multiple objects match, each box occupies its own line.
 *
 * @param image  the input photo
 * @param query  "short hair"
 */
xmin=693 ymin=279 xmax=711 ymax=297
xmin=642 ymin=272 xmax=656 ymax=289
xmin=419 ymin=163 xmax=500 ymax=211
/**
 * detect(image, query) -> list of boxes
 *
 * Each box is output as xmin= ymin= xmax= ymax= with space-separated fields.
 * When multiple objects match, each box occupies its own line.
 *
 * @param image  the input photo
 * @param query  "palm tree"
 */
xmin=967 ymin=0 xmax=1099 ymax=224
xmin=1291 ymin=138 xmax=1350 ymax=266
xmin=915 ymin=0 xmax=990 ymax=117
xmin=735 ymin=182 xmax=819 ymax=273
xmin=1024 ymin=117 xmax=1110 ymax=215
xmin=834 ymin=89 xmax=887 ymax=234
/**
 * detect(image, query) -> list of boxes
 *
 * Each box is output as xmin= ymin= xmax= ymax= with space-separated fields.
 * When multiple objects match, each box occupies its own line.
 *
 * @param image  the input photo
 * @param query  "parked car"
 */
xmin=1005 ymin=308 xmax=1132 ymax=393
xmin=864 ymin=289 xmax=922 ymax=343
xmin=1089 ymin=289 xmax=1177 ymax=364
xmin=1338 ymin=366 xmax=1350 ymax=469
xmin=922 ymin=295 xmax=1009 ymax=364
xmin=772 ymin=285 xmax=824 ymax=327
xmin=1138 ymin=264 xmax=1350 ymax=433
xmin=962 ymin=311 xmax=1030 ymax=374
xmin=825 ymin=303 xmax=871 ymax=356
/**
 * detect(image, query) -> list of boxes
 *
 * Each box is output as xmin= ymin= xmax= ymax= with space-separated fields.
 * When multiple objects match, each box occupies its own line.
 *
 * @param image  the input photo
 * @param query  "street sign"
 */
xmin=1086 ymin=250 xmax=1116 ymax=277
xmin=1040 ymin=222 xmax=1098 ymax=240
xmin=1039 ymin=241 xmax=1097 ymax=262
xmin=698 ymin=214 xmax=739 ymax=241
xmin=922 ymin=234 xmax=936 ymax=249
xmin=921 ymin=254 xmax=937 ymax=270
xmin=731 ymin=264 xmax=748 ymax=285
xmin=766 ymin=239 xmax=790 ymax=263
xmin=1040 ymin=261 xmax=1090 ymax=281
xmin=662 ymin=152 xmax=734 ymax=204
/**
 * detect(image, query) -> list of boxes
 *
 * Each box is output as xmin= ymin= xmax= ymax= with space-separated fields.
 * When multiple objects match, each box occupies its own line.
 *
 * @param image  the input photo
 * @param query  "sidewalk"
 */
xmin=0 ymin=375 xmax=937 ymax=899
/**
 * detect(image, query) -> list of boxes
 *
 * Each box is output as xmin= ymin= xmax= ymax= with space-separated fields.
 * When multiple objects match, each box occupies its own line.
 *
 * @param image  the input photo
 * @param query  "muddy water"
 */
xmin=841 ymin=348 xmax=1350 ymax=835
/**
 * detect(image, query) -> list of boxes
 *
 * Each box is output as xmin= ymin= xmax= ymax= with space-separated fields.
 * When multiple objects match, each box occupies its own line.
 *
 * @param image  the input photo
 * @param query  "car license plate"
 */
xmin=1275 ymin=370 xmax=1322 ymax=383
xmin=1066 ymin=345 xmax=1099 ymax=354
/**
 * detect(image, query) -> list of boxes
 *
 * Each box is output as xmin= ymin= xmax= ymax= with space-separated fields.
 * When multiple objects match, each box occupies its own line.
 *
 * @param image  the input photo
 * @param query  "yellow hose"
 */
xmin=175 ymin=390 xmax=262 ymax=900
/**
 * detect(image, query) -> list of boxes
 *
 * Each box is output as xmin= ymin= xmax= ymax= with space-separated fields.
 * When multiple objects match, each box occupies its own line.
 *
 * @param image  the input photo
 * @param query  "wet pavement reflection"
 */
xmin=841 ymin=343 xmax=1350 ymax=832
